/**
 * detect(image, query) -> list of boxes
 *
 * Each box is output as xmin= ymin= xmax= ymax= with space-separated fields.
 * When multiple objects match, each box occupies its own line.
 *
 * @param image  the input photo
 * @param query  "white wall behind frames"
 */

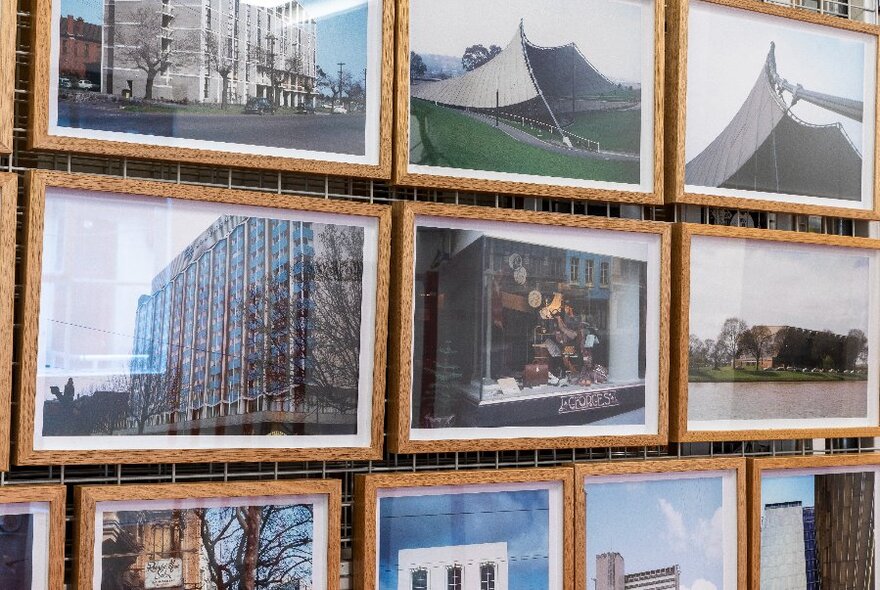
xmin=4 ymin=0 xmax=880 ymax=587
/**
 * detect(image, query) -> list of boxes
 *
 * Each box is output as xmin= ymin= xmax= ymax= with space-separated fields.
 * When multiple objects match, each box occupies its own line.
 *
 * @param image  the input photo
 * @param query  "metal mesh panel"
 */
xmin=4 ymin=0 xmax=879 ymax=586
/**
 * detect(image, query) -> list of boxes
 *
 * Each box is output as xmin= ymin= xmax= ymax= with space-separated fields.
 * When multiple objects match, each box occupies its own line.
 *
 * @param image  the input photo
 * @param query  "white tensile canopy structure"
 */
xmin=412 ymin=21 xmax=619 ymax=132
xmin=685 ymin=43 xmax=864 ymax=201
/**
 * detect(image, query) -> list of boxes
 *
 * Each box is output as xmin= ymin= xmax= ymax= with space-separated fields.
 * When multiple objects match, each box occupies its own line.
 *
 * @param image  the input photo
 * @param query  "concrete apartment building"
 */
xmin=595 ymin=552 xmax=680 ymax=590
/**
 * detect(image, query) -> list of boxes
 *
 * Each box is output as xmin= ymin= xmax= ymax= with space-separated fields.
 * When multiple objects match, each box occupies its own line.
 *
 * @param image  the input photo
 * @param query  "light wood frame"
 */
xmin=392 ymin=0 xmax=665 ymax=203
xmin=0 ymin=174 xmax=16 ymax=471
xmin=387 ymin=201 xmax=672 ymax=453
xmin=748 ymin=454 xmax=880 ymax=590
xmin=75 ymin=479 xmax=340 ymax=590
xmin=671 ymin=222 xmax=880 ymax=442
xmin=17 ymin=170 xmax=390 ymax=465
xmin=29 ymin=1 xmax=394 ymax=178
xmin=0 ymin=484 xmax=66 ymax=590
xmin=0 ymin=0 xmax=16 ymax=153
xmin=575 ymin=458 xmax=747 ymax=590
xmin=354 ymin=467 xmax=574 ymax=590
xmin=665 ymin=0 xmax=880 ymax=218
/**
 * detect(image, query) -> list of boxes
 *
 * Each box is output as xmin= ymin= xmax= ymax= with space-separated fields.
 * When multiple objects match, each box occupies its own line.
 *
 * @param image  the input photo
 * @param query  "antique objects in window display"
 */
xmin=388 ymin=202 xmax=670 ymax=453
xmin=393 ymin=0 xmax=664 ymax=202
xmin=30 ymin=0 xmax=393 ymax=177
xmin=0 ymin=485 xmax=66 ymax=590
xmin=749 ymin=454 xmax=880 ymax=590
xmin=575 ymin=458 xmax=746 ymax=590
xmin=0 ymin=0 xmax=15 ymax=153
xmin=667 ymin=0 xmax=880 ymax=217
xmin=0 ymin=174 xmax=15 ymax=471
xmin=18 ymin=171 xmax=390 ymax=465
xmin=354 ymin=467 xmax=573 ymax=590
xmin=672 ymin=223 xmax=880 ymax=442
xmin=75 ymin=479 xmax=339 ymax=590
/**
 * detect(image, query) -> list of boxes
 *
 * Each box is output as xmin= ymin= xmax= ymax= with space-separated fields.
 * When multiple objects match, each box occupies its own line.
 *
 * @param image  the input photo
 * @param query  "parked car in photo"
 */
xmin=76 ymin=79 xmax=96 ymax=91
xmin=59 ymin=77 xmax=73 ymax=89
xmin=243 ymin=97 xmax=276 ymax=115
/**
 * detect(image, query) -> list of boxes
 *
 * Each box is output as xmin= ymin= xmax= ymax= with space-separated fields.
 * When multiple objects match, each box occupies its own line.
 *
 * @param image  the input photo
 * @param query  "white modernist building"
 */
xmin=103 ymin=0 xmax=318 ymax=106
xmin=760 ymin=502 xmax=808 ymax=590
xmin=398 ymin=542 xmax=509 ymax=590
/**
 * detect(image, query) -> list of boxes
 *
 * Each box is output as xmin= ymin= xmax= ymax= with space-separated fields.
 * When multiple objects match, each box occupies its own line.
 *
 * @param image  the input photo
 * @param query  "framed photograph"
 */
xmin=75 ymin=479 xmax=339 ymax=590
xmin=393 ymin=0 xmax=664 ymax=202
xmin=0 ymin=174 xmax=16 ymax=471
xmin=672 ymin=223 xmax=880 ymax=442
xmin=667 ymin=0 xmax=880 ymax=218
xmin=575 ymin=458 xmax=746 ymax=590
xmin=749 ymin=454 xmax=880 ymax=590
xmin=388 ymin=201 xmax=670 ymax=454
xmin=0 ymin=0 xmax=15 ymax=153
xmin=18 ymin=170 xmax=390 ymax=465
xmin=0 ymin=485 xmax=66 ymax=590
xmin=354 ymin=467 xmax=573 ymax=590
xmin=30 ymin=0 xmax=393 ymax=177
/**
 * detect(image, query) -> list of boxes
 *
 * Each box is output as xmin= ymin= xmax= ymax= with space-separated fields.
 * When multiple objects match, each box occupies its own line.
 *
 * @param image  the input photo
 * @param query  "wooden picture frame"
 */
xmin=748 ymin=454 xmax=880 ymax=590
xmin=671 ymin=222 xmax=880 ymax=442
xmin=18 ymin=170 xmax=390 ymax=465
xmin=0 ymin=173 xmax=16 ymax=471
xmin=666 ymin=0 xmax=880 ymax=218
xmin=75 ymin=479 xmax=340 ymax=590
xmin=0 ymin=0 xmax=16 ymax=153
xmin=575 ymin=458 xmax=747 ymax=590
xmin=388 ymin=201 xmax=671 ymax=454
xmin=0 ymin=484 xmax=66 ymax=590
xmin=29 ymin=0 xmax=394 ymax=178
xmin=393 ymin=0 xmax=665 ymax=203
xmin=354 ymin=467 xmax=574 ymax=590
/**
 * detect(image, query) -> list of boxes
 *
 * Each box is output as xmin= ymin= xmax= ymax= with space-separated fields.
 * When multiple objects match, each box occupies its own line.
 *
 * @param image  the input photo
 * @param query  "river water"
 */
xmin=688 ymin=381 xmax=868 ymax=420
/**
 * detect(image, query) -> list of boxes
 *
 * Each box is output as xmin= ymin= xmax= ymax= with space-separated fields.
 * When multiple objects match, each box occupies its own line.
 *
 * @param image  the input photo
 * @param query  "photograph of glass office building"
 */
xmin=410 ymin=219 xmax=661 ymax=434
xmin=34 ymin=187 xmax=379 ymax=449
xmin=760 ymin=468 xmax=878 ymax=589
xmin=377 ymin=483 xmax=562 ymax=590
xmin=585 ymin=472 xmax=738 ymax=590
xmin=51 ymin=0 xmax=382 ymax=160
xmin=407 ymin=0 xmax=654 ymax=189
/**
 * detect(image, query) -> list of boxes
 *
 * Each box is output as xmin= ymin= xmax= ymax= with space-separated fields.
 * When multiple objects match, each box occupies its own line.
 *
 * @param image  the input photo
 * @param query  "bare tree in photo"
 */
xmin=197 ymin=504 xmax=314 ymax=590
xmin=128 ymin=364 xmax=182 ymax=434
xmin=717 ymin=317 xmax=747 ymax=368
xmin=117 ymin=7 xmax=197 ymax=100
xmin=206 ymin=31 xmax=237 ymax=109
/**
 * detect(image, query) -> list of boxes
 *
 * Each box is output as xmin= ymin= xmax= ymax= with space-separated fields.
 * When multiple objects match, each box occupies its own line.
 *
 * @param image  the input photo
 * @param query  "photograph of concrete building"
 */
xmin=50 ymin=0 xmax=382 ymax=160
xmin=760 ymin=468 xmax=877 ymax=590
xmin=377 ymin=484 xmax=562 ymax=590
xmin=33 ymin=186 xmax=380 ymax=452
xmin=687 ymin=235 xmax=878 ymax=428
xmin=97 ymin=496 xmax=319 ymax=589
xmin=685 ymin=1 xmax=876 ymax=206
xmin=409 ymin=218 xmax=662 ymax=436
xmin=585 ymin=472 xmax=738 ymax=590
xmin=407 ymin=0 xmax=654 ymax=189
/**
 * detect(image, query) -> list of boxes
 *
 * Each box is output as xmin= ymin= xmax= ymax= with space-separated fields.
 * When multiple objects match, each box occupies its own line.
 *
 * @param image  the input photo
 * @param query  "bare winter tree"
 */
xmin=116 ymin=7 xmax=197 ymax=100
xmin=128 ymin=364 xmax=181 ymax=434
xmin=205 ymin=31 xmax=237 ymax=109
xmin=197 ymin=503 xmax=314 ymax=590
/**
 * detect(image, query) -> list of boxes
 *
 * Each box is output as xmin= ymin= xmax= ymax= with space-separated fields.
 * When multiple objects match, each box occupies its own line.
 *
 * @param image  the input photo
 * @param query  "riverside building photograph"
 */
xmin=406 ymin=0 xmax=655 ymax=190
xmin=50 ymin=0 xmax=383 ymax=162
xmin=584 ymin=471 xmax=738 ymax=590
xmin=408 ymin=217 xmax=662 ymax=438
xmin=759 ymin=467 xmax=878 ymax=589
xmin=686 ymin=235 xmax=878 ymax=431
xmin=33 ymin=186 xmax=380 ymax=453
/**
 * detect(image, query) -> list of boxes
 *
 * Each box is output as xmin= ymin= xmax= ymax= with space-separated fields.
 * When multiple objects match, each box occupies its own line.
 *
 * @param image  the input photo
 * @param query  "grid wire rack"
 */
xmin=4 ymin=0 xmax=880 ymax=585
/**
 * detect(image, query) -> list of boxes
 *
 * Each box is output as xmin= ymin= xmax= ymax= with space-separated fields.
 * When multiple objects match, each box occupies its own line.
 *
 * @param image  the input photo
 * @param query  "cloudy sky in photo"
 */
xmin=585 ymin=475 xmax=726 ymax=590
xmin=409 ymin=0 xmax=650 ymax=84
xmin=685 ymin=0 xmax=871 ymax=161
xmin=378 ymin=487 xmax=551 ymax=590
xmin=688 ymin=236 xmax=871 ymax=342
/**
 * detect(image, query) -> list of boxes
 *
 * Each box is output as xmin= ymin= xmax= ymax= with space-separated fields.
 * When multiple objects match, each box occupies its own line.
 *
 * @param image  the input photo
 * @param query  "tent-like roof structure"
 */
xmin=685 ymin=43 xmax=864 ymax=201
xmin=412 ymin=21 xmax=617 ymax=129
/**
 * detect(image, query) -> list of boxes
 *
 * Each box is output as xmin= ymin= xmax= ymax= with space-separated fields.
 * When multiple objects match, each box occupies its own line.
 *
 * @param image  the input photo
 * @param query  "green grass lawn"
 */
xmin=689 ymin=366 xmax=868 ymax=383
xmin=565 ymin=110 xmax=641 ymax=154
xmin=410 ymin=100 xmax=640 ymax=184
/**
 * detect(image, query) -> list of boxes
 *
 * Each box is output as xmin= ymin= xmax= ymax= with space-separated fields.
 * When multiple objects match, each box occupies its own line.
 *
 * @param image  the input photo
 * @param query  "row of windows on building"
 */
xmin=411 ymin=563 xmax=497 ymax=590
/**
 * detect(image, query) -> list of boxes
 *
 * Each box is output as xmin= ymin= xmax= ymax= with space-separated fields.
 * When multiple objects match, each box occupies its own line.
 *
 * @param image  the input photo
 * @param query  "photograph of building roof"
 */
xmin=408 ymin=0 xmax=653 ymax=187
xmin=684 ymin=1 xmax=874 ymax=203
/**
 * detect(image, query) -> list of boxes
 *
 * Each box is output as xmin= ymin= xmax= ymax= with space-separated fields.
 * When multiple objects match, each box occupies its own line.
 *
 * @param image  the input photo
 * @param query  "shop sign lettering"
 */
xmin=558 ymin=391 xmax=620 ymax=414
xmin=145 ymin=558 xmax=182 ymax=589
